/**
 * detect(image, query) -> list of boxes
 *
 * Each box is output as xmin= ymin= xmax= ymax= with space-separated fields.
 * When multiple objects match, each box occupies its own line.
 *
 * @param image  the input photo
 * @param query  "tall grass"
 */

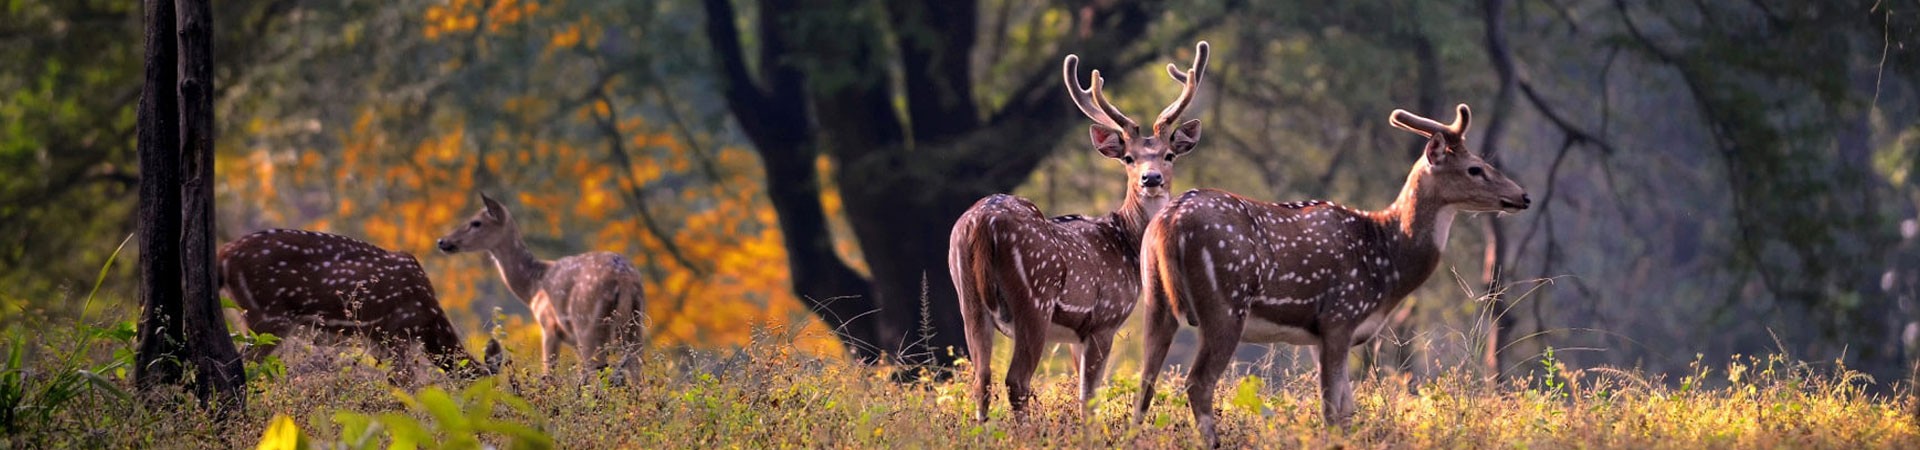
xmin=2 ymin=251 xmax=1915 ymax=448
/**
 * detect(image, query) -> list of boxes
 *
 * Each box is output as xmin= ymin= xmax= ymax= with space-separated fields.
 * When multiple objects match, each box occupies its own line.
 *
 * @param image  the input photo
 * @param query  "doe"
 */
xmin=437 ymin=193 xmax=647 ymax=384
xmin=218 ymin=228 xmax=501 ymax=380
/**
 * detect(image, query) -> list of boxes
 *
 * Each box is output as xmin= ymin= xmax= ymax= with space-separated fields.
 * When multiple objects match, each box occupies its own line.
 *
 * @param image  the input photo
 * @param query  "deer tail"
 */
xmin=618 ymin=276 xmax=647 ymax=345
xmin=1147 ymin=206 xmax=1199 ymax=328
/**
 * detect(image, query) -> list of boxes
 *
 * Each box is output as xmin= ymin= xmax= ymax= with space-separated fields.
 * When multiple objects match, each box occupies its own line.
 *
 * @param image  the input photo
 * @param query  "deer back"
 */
xmin=218 ymin=229 xmax=476 ymax=371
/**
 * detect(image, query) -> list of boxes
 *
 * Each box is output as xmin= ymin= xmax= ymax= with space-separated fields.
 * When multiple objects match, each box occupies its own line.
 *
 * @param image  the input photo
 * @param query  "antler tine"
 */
xmin=1090 ymin=73 xmax=1140 ymax=134
xmin=1154 ymin=41 xmax=1210 ymax=136
xmin=1389 ymin=109 xmax=1453 ymax=137
xmin=1064 ymin=54 xmax=1124 ymax=132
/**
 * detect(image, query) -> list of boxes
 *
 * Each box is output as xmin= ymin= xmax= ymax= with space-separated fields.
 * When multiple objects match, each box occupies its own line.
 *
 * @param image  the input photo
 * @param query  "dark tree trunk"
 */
xmin=135 ymin=0 xmax=245 ymax=414
xmin=134 ymin=0 xmax=185 ymax=393
xmin=1478 ymin=0 xmax=1521 ymax=377
xmin=177 ymin=0 xmax=246 ymax=413
xmin=701 ymin=0 xmax=884 ymax=362
xmin=700 ymin=0 xmax=1158 ymax=369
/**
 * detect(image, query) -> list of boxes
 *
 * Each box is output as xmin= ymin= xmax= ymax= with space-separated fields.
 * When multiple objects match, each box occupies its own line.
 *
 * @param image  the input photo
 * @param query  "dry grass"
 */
xmin=4 ymin=320 xmax=1918 ymax=450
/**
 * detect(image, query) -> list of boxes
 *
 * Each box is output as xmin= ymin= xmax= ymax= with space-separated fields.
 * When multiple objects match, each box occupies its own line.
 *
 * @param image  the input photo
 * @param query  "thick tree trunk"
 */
xmin=134 ymin=0 xmax=185 ymax=393
xmin=761 ymin=141 xmax=884 ymax=362
xmin=177 ymin=0 xmax=246 ymax=413
xmin=701 ymin=0 xmax=1156 ymax=370
xmin=700 ymin=0 xmax=884 ymax=362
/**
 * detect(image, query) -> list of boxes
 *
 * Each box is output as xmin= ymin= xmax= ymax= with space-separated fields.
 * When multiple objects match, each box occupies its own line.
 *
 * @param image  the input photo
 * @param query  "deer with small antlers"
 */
xmin=437 ymin=194 xmax=647 ymax=384
xmin=218 ymin=228 xmax=502 ymax=380
xmin=948 ymin=41 xmax=1209 ymax=420
xmin=1135 ymin=104 xmax=1529 ymax=446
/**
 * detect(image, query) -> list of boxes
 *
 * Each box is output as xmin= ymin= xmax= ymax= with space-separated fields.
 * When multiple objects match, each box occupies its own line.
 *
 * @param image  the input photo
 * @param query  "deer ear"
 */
xmin=481 ymin=194 xmax=508 ymax=221
xmin=1169 ymin=119 xmax=1202 ymax=155
xmin=1090 ymin=125 xmax=1126 ymax=159
xmin=1423 ymin=133 xmax=1452 ymax=164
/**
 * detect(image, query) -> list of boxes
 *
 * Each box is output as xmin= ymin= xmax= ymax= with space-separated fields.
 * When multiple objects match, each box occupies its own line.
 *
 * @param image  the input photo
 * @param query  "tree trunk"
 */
xmin=134 ymin=0 xmax=185 ymax=393
xmin=177 ymin=0 xmax=246 ymax=413
xmin=1478 ymin=0 xmax=1521 ymax=378
xmin=701 ymin=0 xmax=1156 ymax=370
xmin=700 ymin=0 xmax=885 ymax=362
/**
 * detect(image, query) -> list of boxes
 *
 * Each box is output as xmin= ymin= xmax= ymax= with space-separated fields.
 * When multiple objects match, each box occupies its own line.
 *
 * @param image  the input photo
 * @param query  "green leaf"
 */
xmin=1231 ymin=375 xmax=1265 ymax=414
xmin=414 ymin=387 xmax=469 ymax=431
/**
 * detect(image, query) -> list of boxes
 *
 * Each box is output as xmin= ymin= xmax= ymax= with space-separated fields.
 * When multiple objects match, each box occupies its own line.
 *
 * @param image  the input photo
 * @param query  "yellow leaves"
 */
xmin=548 ymin=22 xmax=583 ymax=51
xmin=591 ymin=99 xmax=614 ymax=123
xmin=254 ymin=415 xmax=307 ymax=450
xmin=422 ymin=0 xmax=541 ymax=40
xmin=422 ymin=0 xmax=480 ymax=40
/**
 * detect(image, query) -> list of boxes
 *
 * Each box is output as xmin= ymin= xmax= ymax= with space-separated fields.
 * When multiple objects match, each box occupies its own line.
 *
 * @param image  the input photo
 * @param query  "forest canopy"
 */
xmin=2 ymin=0 xmax=1918 ymax=384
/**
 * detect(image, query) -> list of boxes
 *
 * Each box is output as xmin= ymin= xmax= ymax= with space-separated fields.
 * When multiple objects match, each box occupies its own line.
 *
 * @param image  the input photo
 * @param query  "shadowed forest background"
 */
xmin=4 ymin=0 xmax=1920 ymax=387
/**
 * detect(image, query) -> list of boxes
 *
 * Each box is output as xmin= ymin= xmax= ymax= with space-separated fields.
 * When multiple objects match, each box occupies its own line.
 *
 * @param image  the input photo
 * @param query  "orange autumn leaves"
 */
xmin=218 ymin=1 xmax=843 ymax=358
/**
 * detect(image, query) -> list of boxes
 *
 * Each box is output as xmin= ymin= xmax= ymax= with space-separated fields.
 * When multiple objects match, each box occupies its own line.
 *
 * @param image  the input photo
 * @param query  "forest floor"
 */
xmin=4 ymin=323 xmax=1918 ymax=450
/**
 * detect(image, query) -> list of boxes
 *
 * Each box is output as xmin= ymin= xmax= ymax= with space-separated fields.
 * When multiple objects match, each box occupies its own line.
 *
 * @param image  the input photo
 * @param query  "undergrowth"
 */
xmin=0 ymin=316 xmax=1914 ymax=449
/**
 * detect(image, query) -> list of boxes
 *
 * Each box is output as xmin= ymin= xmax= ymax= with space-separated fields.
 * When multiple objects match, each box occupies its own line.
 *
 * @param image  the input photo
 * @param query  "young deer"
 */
xmin=437 ymin=194 xmax=646 ymax=384
xmin=218 ymin=228 xmax=502 ymax=380
xmin=948 ymin=41 xmax=1209 ymax=421
xmin=1135 ymin=105 xmax=1529 ymax=446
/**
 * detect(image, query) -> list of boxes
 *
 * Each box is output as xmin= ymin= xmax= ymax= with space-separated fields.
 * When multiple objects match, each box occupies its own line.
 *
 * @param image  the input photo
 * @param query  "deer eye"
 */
xmin=1121 ymin=155 xmax=1135 ymax=164
xmin=469 ymin=220 xmax=483 ymax=228
xmin=1467 ymin=166 xmax=1485 ymax=177
xmin=1164 ymin=153 xmax=1177 ymax=162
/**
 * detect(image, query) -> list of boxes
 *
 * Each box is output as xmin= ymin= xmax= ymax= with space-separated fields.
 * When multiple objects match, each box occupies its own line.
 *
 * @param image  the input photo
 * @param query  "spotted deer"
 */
xmin=437 ymin=193 xmax=646 ymax=384
xmin=218 ymin=228 xmax=502 ymax=380
xmin=948 ymin=42 xmax=1209 ymax=421
xmin=1135 ymin=105 xmax=1529 ymax=446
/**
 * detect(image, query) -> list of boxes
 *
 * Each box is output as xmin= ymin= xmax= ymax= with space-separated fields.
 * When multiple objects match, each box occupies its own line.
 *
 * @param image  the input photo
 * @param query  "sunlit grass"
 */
xmin=2 ymin=314 xmax=1916 ymax=449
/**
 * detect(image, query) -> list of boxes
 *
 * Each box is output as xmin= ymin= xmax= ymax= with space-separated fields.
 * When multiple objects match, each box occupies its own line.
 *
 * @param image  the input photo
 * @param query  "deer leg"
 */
xmin=1135 ymin=290 xmax=1179 ymax=423
xmin=539 ymin=327 xmax=561 ymax=377
xmin=1003 ymin=315 xmax=1048 ymax=417
xmin=1077 ymin=333 xmax=1114 ymax=410
xmin=959 ymin=296 xmax=997 ymax=421
xmin=1318 ymin=327 xmax=1357 ymax=426
xmin=1186 ymin=316 xmax=1243 ymax=449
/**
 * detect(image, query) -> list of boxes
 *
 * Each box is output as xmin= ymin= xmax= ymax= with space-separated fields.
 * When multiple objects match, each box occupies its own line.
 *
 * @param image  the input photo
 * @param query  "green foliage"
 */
xmin=256 ymin=379 xmax=552 ymax=450
xmin=0 ymin=325 xmax=134 ymax=437
xmin=234 ymin=332 xmax=287 ymax=383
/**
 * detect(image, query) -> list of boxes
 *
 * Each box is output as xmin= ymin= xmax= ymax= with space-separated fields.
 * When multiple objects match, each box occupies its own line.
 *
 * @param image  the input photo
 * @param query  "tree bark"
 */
xmin=134 ymin=0 xmax=185 ymax=393
xmin=701 ymin=0 xmax=1158 ymax=369
xmin=1478 ymin=0 xmax=1520 ymax=378
xmin=701 ymin=0 xmax=883 ymax=362
xmin=177 ymin=0 xmax=246 ymax=413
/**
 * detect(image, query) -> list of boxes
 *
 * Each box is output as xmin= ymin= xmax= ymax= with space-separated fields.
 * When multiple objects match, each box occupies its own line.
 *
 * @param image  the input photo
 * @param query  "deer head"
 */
xmin=1389 ymin=104 xmax=1530 ymax=213
xmin=1064 ymin=41 xmax=1210 ymax=204
xmin=437 ymin=194 xmax=517 ymax=254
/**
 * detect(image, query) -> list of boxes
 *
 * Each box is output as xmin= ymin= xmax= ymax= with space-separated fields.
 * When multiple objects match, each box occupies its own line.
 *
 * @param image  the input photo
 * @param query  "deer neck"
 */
xmin=1371 ymin=162 xmax=1457 ymax=287
xmin=1111 ymin=187 xmax=1165 ymax=243
xmin=484 ymin=227 xmax=551 ymax=304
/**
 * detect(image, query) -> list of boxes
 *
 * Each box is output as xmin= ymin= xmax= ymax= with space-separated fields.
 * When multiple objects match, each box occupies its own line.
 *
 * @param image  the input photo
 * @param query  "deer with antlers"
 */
xmin=218 ymin=228 xmax=502 ymax=380
xmin=437 ymin=194 xmax=647 ymax=384
xmin=1134 ymin=105 xmax=1529 ymax=446
xmin=948 ymin=41 xmax=1210 ymax=421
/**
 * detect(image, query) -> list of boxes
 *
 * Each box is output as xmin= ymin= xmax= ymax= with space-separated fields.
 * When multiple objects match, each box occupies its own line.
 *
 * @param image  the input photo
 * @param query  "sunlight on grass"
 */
xmin=2 ymin=314 xmax=1916 ymax=448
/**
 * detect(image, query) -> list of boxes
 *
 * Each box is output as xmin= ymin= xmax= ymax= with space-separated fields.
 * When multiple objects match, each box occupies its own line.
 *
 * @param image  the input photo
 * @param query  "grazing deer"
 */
xmin=1135 ymin=105 xmax=1529 ymax=446
xmin=218 ymin=228 xmax=502 ymax=380
xmin=436 ymin=193 xmax=646 ymax=384
xmin=948 ymin=41 xmax=1210 ymax=421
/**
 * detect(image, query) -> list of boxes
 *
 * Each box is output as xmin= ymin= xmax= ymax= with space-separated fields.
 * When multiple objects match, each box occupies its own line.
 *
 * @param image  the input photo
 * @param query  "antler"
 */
xmin=1389 ymin=103 xmax=1472 ymax=138
xmin=1064 ymin=54 xmax=1139 ymax=135
xmin=1153 ymin=41 xmax=1211 ymax=136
